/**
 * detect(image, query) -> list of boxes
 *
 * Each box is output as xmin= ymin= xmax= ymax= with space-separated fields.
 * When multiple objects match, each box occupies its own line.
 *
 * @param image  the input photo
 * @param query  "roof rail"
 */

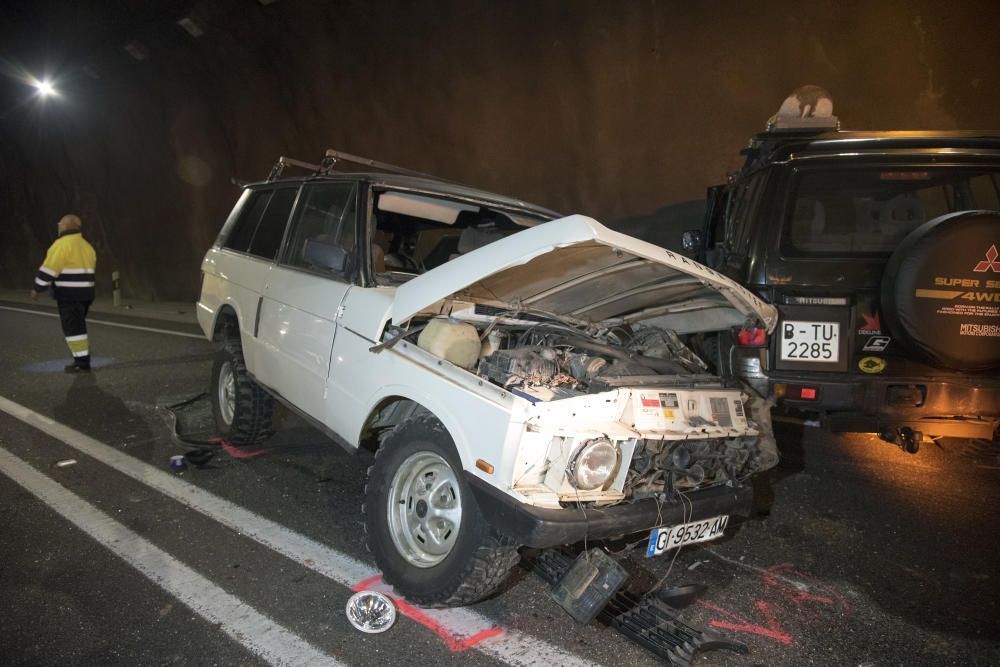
xmin=265 ymin=148 xmax=446 ymax=183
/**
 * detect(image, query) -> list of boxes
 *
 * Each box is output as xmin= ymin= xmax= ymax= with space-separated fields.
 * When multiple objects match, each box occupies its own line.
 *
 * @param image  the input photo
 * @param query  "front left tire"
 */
xmin=363 ymin=415 xmax=520 ymax=607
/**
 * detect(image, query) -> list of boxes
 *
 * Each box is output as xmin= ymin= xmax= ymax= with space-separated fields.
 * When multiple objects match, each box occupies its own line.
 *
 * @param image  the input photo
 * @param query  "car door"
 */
xmin=214 ymin=186 xmax=298 ymax=375
xmin=255 ymin=180 xmax=359 ymax=420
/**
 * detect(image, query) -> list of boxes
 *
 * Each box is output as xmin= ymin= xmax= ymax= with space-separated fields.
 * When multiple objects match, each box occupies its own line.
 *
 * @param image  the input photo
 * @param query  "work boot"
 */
xmin=64 ymin=363 xmax=91 ymax=373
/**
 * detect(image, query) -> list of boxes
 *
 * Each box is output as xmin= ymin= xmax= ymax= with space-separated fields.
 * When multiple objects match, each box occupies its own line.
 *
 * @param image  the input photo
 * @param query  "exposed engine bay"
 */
xmin=476 ymin=320 xmax=708 ymax=398
xmin=373 ymin=309 xmax=779 ymax=506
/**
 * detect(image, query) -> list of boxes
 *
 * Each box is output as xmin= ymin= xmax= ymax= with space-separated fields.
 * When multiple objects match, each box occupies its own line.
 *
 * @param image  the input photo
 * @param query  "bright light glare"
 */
xmin=35 ymin=79 xmax=56 ymax=97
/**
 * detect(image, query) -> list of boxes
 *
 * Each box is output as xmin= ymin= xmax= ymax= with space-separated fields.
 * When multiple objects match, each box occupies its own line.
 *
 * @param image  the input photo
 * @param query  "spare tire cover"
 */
xmin=882 ymin=210 xmax=1000 ymax=371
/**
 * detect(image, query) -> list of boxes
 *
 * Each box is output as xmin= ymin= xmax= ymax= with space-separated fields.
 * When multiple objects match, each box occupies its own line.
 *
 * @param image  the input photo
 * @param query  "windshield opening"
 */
xmin=370 ymin=190 xmax=540 ymax=284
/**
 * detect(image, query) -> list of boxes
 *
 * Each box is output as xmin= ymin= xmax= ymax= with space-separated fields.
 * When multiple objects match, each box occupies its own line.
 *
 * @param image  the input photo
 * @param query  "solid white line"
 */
xmin=0 ymin=305 xmax=204 ymax=340
xmin=0 ymin=446 xmax=342 ymax=667
xmin=0 ymin=395 xmax=596 ymax=667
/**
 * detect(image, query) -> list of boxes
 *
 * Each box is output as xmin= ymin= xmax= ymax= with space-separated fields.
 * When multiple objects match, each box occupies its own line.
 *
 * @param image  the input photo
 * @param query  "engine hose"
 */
xmin=549 ymin=333 xmax=685 ymax=374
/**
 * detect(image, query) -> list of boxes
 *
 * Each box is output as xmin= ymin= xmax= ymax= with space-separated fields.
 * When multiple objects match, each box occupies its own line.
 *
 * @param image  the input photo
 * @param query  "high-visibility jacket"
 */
xmin=34 ymin=231 xmax=97 ymax=301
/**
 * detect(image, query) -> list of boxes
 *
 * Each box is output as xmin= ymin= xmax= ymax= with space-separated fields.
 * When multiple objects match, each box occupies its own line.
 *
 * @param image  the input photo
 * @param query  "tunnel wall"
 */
xmin=1 ymin=0 xmax=998 ymax=301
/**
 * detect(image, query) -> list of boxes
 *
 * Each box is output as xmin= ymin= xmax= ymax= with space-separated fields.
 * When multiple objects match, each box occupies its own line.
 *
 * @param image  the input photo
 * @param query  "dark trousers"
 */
xmin=57 ymin=299 xmax=93 ymax=368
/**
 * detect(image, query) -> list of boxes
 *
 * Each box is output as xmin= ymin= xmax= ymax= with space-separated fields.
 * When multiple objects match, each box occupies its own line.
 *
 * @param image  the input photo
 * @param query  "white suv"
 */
xmin=197 ymin=152 xmax=779 ymax=607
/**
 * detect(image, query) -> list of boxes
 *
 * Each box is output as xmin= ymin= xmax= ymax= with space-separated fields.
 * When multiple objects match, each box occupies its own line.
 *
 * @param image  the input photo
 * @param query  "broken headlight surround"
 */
xmin=566 ymin=438 xmax=620 ymax=490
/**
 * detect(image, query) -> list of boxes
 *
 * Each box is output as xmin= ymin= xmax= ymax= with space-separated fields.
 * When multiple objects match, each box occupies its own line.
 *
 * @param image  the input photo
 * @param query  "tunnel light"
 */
xmin=124 ymin=41 xmax=149 ymax=61
xmin=33 ymin=79 xmax=57 ymax=98
xmin=177 ymin=17 xmax=205 ymax=37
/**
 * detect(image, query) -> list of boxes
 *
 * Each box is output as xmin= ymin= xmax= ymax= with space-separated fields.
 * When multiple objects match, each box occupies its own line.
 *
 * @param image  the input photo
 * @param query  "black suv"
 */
xmin=692 ymin=120 xmax=1000 ymax=451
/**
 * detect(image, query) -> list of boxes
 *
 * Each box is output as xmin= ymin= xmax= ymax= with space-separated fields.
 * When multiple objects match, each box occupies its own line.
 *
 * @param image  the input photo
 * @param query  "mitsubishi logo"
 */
xmin=974 ymin=244 xmax=1000 ymax=272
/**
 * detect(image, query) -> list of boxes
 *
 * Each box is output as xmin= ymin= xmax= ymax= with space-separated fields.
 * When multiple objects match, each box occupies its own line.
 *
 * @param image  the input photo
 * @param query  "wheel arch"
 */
xmin=211 ymin=303 xmax=242 ymax=343
xmin=355 ymin=388 xmax=483 ymax=469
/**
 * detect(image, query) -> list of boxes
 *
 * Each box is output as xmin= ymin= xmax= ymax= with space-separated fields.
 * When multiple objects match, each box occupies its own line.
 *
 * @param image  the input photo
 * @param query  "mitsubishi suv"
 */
xmin=689 ymin=90 xmax=1000 ymax=452
xmin=197 ymin=150 xmax=779 ymax=606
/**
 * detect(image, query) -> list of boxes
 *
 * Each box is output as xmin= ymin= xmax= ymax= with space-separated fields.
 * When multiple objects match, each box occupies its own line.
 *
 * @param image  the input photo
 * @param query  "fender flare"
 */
xmin=355 ymin=384 xmax=510 ymax=471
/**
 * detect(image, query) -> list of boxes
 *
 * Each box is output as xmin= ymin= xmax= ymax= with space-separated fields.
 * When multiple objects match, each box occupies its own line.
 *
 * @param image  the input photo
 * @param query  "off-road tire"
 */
xmin=363 ymin=415 xmax=521 ymax=607
xmin=210 ymin=336 xmax=274 ymax=445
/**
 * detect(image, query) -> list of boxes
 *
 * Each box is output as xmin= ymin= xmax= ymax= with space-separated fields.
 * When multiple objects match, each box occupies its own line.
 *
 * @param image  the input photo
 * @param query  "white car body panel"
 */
xmin=255 ymin=264 xmax=350 ymax=419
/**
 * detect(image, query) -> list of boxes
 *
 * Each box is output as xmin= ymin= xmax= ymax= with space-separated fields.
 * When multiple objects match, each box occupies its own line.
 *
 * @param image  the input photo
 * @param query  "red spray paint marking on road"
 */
xmin=220 ymin=442 xmax=270 ymax=459
xmin=353 ymin=575 xmax=504 ymax=652
xmin=762 ymin=562 xmax=850 ymax=620
xmin=699 ymin=600 xmax=794 ymax=646
xmin=698 ymin=561 xmax=851 ymax=646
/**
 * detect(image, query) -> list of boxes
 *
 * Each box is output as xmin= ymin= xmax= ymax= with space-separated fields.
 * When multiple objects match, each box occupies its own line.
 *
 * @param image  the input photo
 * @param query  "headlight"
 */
xmin=567 ymin=439 xmax=620 ymax=490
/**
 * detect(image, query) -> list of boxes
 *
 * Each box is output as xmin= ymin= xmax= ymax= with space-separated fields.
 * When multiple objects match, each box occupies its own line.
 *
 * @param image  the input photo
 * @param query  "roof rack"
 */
xmin=265 ymin=148 xmax=446 ymax=183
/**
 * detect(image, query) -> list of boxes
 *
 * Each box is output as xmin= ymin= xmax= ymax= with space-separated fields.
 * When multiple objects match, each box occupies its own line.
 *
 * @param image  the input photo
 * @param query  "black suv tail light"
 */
xmin=734 ymin=325 xmax=767 ymax=348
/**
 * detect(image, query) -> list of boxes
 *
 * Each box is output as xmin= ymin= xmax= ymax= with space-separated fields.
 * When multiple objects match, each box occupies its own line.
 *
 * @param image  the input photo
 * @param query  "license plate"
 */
xmin=646 ymin=515 xmax=729 ymax=557
xmin=780 ymin=320 xmax=839 ymax=362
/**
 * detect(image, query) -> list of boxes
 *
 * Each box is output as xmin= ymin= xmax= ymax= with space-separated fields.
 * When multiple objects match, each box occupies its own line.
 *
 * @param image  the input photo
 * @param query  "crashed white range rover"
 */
xmin=197 ymin=152 xmax=779 ymax=607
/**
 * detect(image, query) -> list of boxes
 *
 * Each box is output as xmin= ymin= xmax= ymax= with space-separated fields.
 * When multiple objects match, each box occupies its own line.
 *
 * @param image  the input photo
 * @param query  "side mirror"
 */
xmin=303 ymin=237 xmax=349 ymax=272
xmin=682 ymin=230 xmax=703 ymax=252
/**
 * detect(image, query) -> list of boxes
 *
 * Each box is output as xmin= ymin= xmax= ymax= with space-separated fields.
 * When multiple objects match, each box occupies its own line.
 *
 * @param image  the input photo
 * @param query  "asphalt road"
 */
xmin=1 ymin=303 xmax=998 ymax=666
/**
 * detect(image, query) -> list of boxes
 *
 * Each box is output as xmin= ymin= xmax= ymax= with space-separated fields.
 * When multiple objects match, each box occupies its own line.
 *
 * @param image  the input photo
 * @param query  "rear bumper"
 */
xmin=465 ymin=473 xmax=754 ymax=549
xmin=772 ymin=374 xmax=1000 ymax=438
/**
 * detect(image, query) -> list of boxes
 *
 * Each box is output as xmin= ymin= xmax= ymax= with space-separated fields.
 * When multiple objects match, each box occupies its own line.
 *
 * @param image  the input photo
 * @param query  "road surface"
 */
xmin=1 ymin=303 xmax=997 ymax=665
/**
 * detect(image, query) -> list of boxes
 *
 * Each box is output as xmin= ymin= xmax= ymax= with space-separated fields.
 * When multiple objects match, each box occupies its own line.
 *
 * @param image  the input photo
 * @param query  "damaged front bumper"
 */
xmin=465 ymin=472 xmax=754 ymax=549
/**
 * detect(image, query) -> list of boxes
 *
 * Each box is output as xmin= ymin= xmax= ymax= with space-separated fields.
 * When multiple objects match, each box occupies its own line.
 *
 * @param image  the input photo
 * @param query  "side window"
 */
xmin=282 ymin=182 xmax=358 ymax=275
xmin=248 ymin=187 xmax=298 ymax=260
xmin=223 ymin=190 xmax=271 ymax=252
xmin=725 ymin=171 xmax=766 ymax=255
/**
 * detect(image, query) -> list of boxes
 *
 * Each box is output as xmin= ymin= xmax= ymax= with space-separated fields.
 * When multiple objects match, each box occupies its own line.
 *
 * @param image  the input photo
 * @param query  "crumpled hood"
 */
xmin=388 ymin=215 xmax=778 ymax=334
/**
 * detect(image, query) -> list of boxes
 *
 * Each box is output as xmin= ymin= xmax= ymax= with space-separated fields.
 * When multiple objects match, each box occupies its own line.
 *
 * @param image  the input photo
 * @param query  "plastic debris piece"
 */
xmin=550 ymin=549 xmax=628 ymax=624
xmin=346 ymin=591 xmax=396 ymax=634
xmin=169 ymin=455 xmax=187 ymax=472
xmin=183 ymin=448 xmax=215 ymax=467
xmin=534 ymin=550 xmax=747 ymax=666
xmin=55 ymin=459 xmax=77 ymax=467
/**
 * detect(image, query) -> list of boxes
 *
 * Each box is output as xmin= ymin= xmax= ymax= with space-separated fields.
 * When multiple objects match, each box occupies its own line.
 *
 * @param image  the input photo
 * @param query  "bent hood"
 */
xmin=389 ymin=215 xmax=778 ymax=334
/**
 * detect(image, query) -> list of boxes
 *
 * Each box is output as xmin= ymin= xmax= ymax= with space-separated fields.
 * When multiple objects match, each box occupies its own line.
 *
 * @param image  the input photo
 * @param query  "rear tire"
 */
xmin=210 ymin=336 xmax=274 ymax=445
xmin=364 ymin=415 xmax=520 ymax=607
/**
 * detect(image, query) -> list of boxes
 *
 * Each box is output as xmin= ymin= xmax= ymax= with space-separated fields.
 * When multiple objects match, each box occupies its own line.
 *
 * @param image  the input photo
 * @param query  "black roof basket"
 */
xmin=265 ymin=148 xmax=447 ymax=183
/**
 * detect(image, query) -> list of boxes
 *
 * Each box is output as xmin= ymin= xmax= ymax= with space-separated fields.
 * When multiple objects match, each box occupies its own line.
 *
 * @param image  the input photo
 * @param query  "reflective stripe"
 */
xmin=59 ymin=268 xmax=94 ymax=274
xmin=35 ymin=268 xmax=54 ymax=287
xmin=38 ymin=266 xmax=57 ymax=277
xmin=67 ymin=337 xmax=89 ymax=356
xmin=54 ymin=281 xmax=96 ymax=287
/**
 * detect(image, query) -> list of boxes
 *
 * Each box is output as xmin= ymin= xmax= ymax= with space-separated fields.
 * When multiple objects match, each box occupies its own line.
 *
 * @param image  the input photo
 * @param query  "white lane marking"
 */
xmin=0 ymin=446 xmax=342 ymax=667
xmin=0 ymin=305 xmax=204 ymax=340
xmin=0 ymin=395 xmax=597 ymax=667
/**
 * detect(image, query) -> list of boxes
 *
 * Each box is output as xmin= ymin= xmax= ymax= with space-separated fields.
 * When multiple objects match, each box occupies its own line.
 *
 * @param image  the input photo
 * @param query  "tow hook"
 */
xmin=878 ymin=426 xmax=922 ymax=454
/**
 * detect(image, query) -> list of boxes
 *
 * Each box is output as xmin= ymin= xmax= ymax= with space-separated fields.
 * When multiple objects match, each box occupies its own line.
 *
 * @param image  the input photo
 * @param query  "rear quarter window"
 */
xmin=248 ymin=187 xmax=298 ymax=260
xmin=223 ymin=190 xmax=271 ymax=253
xmin=221 ymin=187 xmax=298 ymax=260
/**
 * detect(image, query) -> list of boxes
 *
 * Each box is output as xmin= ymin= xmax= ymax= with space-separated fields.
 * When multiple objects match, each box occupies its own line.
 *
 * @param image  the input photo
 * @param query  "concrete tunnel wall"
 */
xmin=1 ymin=0 xmax=998 ymax=302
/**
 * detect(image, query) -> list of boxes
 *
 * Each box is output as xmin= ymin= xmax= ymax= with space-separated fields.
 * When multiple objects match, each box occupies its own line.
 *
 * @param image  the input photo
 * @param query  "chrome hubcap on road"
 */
xmin=218 ymin=361 xmax=235 ymax=425
xmin=387 ymin=451 xmax=462 ymax=567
